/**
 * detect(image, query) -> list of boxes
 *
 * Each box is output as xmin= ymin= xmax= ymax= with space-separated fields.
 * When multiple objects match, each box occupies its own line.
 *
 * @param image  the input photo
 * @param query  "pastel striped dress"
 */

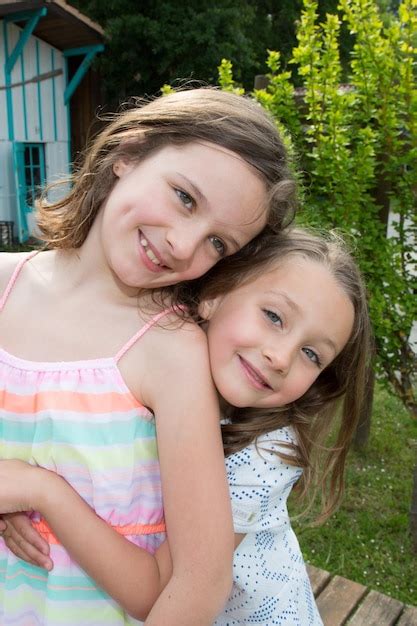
xmin=0 ymin=253 xmax=166 ymax=625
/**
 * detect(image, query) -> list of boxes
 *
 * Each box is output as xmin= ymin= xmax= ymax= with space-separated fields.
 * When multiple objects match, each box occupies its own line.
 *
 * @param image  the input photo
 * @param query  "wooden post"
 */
xmin=254 ymin=74 xmax=269 ymax=90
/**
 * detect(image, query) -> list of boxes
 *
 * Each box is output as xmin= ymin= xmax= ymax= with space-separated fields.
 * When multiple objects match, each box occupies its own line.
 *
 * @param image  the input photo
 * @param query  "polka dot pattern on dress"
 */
xmin=214 ymin=426 xmax=323 ymax=626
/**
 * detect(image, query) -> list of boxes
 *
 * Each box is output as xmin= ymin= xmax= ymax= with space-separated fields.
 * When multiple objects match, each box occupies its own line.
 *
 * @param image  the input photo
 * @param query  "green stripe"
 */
xmin=1 ymin=417 xmax=156 ymax=445
xmin=0 ymin=439 xmax=158 ymax=463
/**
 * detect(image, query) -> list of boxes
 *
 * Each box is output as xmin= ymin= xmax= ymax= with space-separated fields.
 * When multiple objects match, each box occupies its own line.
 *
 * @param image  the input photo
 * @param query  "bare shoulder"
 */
xmin=0 ymin=252 xmax=29 ymax=294
xmin=138 ymin=314 xmax=212 ymax=403
xmin=148 ymin=315 xmax=209 ymax=370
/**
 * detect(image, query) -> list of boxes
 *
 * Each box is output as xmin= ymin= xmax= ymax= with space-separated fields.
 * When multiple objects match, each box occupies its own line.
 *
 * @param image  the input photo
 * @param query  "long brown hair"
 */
xmin=186 ymin=227 xmax=373 ymax=522
xmin=36 ymin=88 xmax=296 ymax=250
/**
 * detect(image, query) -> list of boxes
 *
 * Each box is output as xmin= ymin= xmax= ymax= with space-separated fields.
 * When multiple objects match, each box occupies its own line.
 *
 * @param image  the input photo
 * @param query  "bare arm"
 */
xmin=0 ymin=325 xmax=233 ymax=623
xmin=141 ymin=324 xmax=234 ymax=625
xmin=0 ymin=461 xmax=172 ymax=619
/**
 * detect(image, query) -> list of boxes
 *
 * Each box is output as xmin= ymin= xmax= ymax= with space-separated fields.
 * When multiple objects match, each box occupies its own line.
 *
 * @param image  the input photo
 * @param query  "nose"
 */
xmin=166 ymin=225 xmax=200 ymax=265
xmin=262 ymin=343 xmax=294 ymax=375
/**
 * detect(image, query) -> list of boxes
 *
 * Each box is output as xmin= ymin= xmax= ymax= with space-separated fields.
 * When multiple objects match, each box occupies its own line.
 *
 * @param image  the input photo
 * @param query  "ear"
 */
xmin=198 ymin=297 xmax=222 ymax=321
xmin=113 ymin=158 xmax=133 ymax=178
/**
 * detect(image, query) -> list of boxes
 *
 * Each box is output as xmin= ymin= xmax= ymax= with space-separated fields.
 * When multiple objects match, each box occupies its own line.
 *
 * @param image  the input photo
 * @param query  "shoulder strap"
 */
xmin=0 ymin=251 xmax=38 ymax=312
xmin=115 ymin=305 xmax=187 ymax=364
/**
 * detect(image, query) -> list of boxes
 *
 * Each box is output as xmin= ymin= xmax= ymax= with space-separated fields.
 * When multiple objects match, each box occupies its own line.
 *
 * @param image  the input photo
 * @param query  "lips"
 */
xmin=138 ymin=231 xmax=170 ymax=273
xmin=238 ymin=355 xmax=272 ymax=390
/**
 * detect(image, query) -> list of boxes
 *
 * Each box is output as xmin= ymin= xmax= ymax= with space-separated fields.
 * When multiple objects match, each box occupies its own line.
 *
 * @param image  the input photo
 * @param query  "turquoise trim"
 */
xmin=3 ymin=7 xmax=48 ymax=141
xmin=4 ymin=9 xmax=47 ymax=25
xmin=4 ymin=8 xmax=47 ymax=74
xmin=63 ymin=44 xmax=104 ymax=58
xmin=63 ymin=43 xmax=104 ymax=169
xmin=35 ymin=39 xmax=43 ymax=141
xmin=64 ymin=56 xmax=71 ymax=167
xmin=14 ymin=142 xmax=46 ymax=242
xmin=20 ymin=52 xmax=28 ymax=140
xmin=12 ymin=142 xmax=26 ymax=240
xmin=3 ymin=19 xmax=13 ymax=140
xmin=51 ymin=49 xmax=57 ymax=141
xmin=63 ymin=44 xmax=104 ymax=104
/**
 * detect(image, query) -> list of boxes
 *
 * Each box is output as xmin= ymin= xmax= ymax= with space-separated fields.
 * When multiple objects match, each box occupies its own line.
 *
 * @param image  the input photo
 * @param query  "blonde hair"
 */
xmin=37 ymin=88 xmax=296 ymax=248
xmin=185 ymin=227 xmax=373 ymax=522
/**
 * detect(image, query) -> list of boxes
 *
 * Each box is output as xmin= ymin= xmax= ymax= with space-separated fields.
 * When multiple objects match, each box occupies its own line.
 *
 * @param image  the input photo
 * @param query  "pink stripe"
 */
xmin=115 ymin=306 xmax=181 ymax=363
xmin=0 ymin=252 xmax=38 ymax=311
xmin=0 ymin=388 xmax=142 ymax=413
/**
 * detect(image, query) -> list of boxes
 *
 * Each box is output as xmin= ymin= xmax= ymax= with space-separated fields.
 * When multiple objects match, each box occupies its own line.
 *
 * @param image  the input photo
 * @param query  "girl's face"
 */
xmin=200 ymin=256 xmax=355 ymax=409
xmin=99 ymin=142 xmax=267 ymax=289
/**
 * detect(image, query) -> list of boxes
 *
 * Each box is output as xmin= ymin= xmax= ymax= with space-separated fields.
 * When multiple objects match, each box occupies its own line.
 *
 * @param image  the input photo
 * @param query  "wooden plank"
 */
xmin=396 ymin=605 xmax=417 ymax=625
xmin=347 ymin=589 xmax=403 ymax=625
xmin=0 ymin=69 xmax=63 ymax=90
xmin=306 ymin=564 xmax=331 ymax=597
xmin=316 ymin=575 xmax=367 ymax=626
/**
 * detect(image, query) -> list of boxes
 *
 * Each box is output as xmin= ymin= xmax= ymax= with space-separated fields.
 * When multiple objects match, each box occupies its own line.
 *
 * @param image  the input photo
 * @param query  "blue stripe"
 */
xmin=0 ymin=416 xmax=156 ymax=444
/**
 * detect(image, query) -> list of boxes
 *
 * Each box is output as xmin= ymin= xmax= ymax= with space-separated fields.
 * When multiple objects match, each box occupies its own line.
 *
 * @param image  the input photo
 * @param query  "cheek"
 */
xmin=290 ymin=370 xmax=319 ymax=400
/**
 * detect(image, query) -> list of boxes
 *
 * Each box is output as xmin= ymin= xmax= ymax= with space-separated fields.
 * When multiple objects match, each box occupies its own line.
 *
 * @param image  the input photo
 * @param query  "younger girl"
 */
xmin=0 ymin=87 xmax=296 ymax=625
xmin=0 ymin=228 xmax=372 ymax=625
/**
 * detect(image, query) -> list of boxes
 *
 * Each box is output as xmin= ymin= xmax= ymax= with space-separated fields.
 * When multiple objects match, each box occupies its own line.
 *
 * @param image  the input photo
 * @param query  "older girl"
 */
xmin=1 ymin=228 xmax=371 ymax=625
xmin=0 ymin=88 xmax=295 ymax=625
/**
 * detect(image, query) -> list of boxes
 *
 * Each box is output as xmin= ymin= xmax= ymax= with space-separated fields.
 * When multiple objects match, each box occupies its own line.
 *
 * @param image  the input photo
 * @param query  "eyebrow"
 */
xmin=176 ymin=173 xmax=206 ymax=205
xmin=175 ymin=173 xmax=241 ymax=251
xmin=266 ymin=290 xmax=301 ymax=314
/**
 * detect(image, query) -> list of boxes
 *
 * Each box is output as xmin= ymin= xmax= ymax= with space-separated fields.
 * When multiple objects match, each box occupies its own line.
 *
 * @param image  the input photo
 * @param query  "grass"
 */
xmin=291 ymin=384 xmax=417 ymax=606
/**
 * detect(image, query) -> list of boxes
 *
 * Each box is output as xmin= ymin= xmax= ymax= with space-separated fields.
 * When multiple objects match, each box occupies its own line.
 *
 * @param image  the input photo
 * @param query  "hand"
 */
xmin=0 ymin=513 xmax=53 ymax=570
xmin=0 ymin=459 xmax=47 ymax=513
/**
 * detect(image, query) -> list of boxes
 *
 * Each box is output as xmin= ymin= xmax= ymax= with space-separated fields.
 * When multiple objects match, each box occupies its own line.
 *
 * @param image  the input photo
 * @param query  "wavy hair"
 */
xmin=36 ymin=88 xmax=296 ymax=250
xmin=184 ymin=227 xmax=373 ymax=522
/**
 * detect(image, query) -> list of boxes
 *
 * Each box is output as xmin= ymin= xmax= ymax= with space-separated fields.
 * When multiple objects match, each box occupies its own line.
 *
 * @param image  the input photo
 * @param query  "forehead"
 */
xmin=245 ymin=255 xmax=335 ymax=292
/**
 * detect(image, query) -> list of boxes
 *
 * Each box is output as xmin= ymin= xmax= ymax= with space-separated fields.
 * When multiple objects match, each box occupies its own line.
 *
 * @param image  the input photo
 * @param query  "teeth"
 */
xmin=140 ymin=235 xmax=160 ymax=265
xmin=145 ymin=248 xmax=160 ymax=265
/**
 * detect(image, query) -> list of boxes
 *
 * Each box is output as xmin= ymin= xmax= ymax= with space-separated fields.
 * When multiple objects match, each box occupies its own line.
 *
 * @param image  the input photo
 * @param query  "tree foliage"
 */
xmin=220 ymin=0 xmax=416 ymax=416
xmin=69 ymin=0 xmax=357 ymax=102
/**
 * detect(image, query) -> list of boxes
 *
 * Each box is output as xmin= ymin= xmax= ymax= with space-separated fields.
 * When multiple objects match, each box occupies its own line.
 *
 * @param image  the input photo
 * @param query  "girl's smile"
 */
xmin=98 ymin=142 xmax=267 ymax=290
xmin=201 ymin=256 xmax=355 ymax=409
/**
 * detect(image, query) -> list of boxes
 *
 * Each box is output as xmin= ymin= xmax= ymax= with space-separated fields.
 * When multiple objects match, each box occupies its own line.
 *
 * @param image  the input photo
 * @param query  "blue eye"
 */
xmin=209 ymin=236 xmax=226 ymax=257
xmin=302 ymin=347 xmax=321 ymax=366
xmin=175 ymin=189 xmax=194 ymax=211
xmin=263 ymin=309 xmax=282 ymax=326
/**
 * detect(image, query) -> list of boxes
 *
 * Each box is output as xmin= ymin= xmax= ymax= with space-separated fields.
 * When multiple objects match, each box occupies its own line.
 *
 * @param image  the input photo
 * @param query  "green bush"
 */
xmin=219 ymin=0 xmax=416 ymax=416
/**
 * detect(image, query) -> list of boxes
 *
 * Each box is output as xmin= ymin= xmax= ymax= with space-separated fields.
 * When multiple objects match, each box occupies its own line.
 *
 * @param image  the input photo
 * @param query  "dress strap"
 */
xmin=0 ymin=251 xmax=38 ymax=312
xmin=115 ymin=305 xmax=186 ymax=364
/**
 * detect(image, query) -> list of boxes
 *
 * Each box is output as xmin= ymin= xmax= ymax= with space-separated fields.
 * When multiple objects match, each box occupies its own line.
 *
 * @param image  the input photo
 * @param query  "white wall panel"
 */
xmin=45 ymin=142 xmax=70 ymax=202
xmin=0 ymin=21 xmax=8 ymax=141
xmin=0 ymin=141 xmax=16 ymax=222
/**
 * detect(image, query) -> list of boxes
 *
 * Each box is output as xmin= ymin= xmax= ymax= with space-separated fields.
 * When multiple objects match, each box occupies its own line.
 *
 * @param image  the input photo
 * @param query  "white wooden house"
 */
xmin=0 ymin=0 xmax=104 ymax=242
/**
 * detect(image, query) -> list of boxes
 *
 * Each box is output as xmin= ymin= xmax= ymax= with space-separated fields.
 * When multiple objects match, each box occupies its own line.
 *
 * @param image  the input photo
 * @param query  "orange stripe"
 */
xmin=0 ymin=389 xmax=142 ymax=414
xmin=32 ymin=518 xmax=166 ymax=545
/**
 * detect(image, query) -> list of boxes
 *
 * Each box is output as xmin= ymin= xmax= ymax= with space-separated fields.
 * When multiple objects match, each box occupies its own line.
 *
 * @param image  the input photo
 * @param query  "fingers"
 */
xmin=4 ymin=534 xmax=52 ymax=569
xmin=2 ymin=514 xmax=53 ymax=570
xmin=0 ymin=517 xmax=6 ymax=532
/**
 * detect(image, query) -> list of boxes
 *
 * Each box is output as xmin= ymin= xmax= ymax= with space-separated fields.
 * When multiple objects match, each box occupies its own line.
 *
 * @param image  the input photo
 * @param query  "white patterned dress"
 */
xmin=214 ymin=426 xmax=323 ymax=626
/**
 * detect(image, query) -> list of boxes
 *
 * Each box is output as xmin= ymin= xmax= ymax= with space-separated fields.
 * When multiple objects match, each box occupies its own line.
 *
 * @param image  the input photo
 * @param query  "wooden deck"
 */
xmin=307 ymin=564 xmax=417 ymax=625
